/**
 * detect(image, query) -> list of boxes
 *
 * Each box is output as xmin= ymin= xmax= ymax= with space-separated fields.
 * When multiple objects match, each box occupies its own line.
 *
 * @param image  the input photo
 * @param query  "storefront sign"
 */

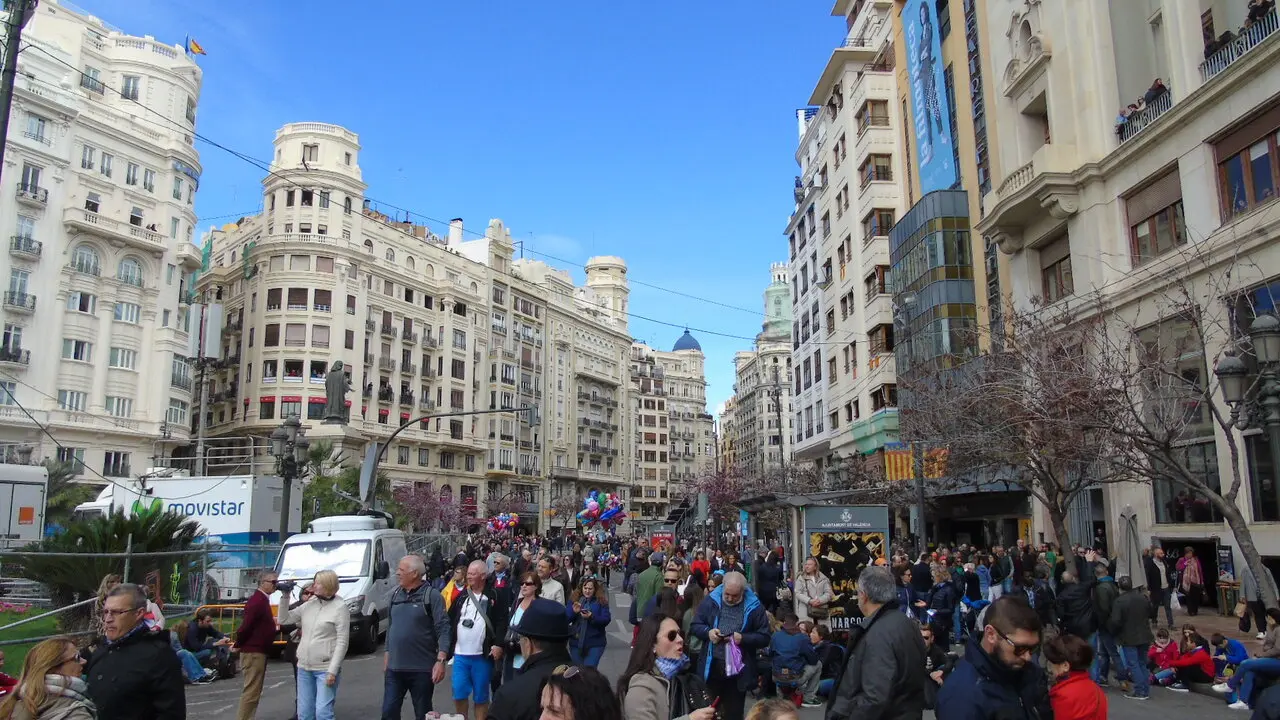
xmin=803 ymin=505 xmax=890 ymax=631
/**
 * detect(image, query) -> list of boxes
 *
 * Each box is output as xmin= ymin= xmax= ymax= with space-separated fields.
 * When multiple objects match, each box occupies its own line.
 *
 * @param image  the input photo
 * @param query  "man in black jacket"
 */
xmin=85 ymin=583 xmax=184 ymax=720
xmin=1056 ymin=570 xmax=1097 ymax=639
xmin=1143 ymin=546 xmax=1177 ymax=629
xmin=488 ymin=598 xmax=570 ymax=720
xmin=1110 ymin=576 xmax=1153 ymax=700
xmin=826 ymin=566 xmax=926 ymax=720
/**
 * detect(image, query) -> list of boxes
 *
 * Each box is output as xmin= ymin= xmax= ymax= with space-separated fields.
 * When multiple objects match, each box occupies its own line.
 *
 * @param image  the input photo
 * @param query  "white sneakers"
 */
xmin=1211 ymin=683 xmax=1231 ymax=693
xmin=1258 ymin=632 xmax=1267 ymax=640
xmin=1229 ymin=700 xmax=1249 ymax=710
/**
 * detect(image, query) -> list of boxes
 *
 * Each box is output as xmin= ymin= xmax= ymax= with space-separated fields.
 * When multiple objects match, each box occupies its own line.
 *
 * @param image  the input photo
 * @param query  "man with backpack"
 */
xmin=382 ymin=554 xmax=452 ymax=720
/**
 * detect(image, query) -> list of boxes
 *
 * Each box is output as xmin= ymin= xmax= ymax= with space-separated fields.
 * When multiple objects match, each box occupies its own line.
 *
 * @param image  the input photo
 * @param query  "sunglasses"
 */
xmin=994 ymin=628 xmax=1039 ymax=657
xmin=521 ymin=581 xmax=537 ymax=587
xmin=665 ymin=629 xmax=681 ymax=642
xmin=552 ymin=665 xmax=582 ymax=679
xmin=664 ymin=578 xmax=679 ymax=585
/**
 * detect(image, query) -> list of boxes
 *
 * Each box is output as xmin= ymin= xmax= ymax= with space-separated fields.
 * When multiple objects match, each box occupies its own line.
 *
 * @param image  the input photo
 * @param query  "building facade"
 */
xmin=194 ymin=122 xmax=635 ymax=533
xmin=787 ymin=0 xmax=908 ymax=480
xmin=975 ymin=0 xmax=1280 ymax=573
xmin=0 ymin=0 xmax=203 ymax=480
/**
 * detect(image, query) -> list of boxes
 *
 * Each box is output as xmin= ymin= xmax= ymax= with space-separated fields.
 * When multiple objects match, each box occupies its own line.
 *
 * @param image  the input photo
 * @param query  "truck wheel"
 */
xmin=354 ymin=612 xmax=379 ymax=654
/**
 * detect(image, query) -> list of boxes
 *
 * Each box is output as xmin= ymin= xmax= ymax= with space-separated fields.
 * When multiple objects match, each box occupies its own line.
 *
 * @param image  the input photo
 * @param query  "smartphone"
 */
xmin=711 ymin=697 xmax=722 ymax=709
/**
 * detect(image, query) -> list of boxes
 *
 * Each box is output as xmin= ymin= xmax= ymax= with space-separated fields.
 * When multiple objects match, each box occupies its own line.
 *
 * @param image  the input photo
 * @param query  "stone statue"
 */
xmin=323 ymin=360 xmax=351 ymax=424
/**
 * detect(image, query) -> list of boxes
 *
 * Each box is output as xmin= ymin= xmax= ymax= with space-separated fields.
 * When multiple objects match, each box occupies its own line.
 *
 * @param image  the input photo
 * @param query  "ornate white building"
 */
xmin=724 ymin=264 xmax=794 ymax=477
xmin=0 ymin=0 xmax=203 ymax=479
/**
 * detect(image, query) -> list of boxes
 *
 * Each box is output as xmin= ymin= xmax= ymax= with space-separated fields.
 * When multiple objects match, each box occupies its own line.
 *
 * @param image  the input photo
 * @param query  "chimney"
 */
xmin=448 ymin=218 xmax=464 ymax=245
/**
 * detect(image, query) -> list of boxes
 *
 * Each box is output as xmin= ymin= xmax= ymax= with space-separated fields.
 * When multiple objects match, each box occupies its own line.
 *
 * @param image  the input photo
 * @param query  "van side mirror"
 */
xmin=377 ymin=560 xmax=390 ymax=580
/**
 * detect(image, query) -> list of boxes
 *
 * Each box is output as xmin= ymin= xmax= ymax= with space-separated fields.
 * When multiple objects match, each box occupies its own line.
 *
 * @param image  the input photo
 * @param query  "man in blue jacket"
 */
xmin=691 ymin=571 xmax=770 ymax=720
xmin=937 ymin=595 xmax=1051 ymax=720
xmin=770 ymin=608 xmax=821 ymax=707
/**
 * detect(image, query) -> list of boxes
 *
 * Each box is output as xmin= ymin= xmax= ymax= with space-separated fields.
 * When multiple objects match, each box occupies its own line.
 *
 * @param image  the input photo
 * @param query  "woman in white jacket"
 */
xmin=793 ymin=556 xmax=834 ymax=624
xmin=279 ymin=570 xmax=350 ymax=720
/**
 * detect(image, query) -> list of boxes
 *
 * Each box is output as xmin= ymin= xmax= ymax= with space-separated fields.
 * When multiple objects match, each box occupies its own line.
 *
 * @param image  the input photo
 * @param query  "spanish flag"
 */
xmin=186 ymin=37 xmax=207 ymax=56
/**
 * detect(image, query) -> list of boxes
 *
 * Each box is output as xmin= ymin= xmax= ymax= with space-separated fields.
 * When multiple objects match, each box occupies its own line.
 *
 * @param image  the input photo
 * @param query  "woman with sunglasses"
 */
xmin=567 ymin=577 xmax=611 ymax=668
xmin=279 ymin=570 xmax=349 ymax=720
xmin=0 ymin=637 xmax=95 ymax=720
xmin=505 ymin=571 xmax=544 ymax=682
xmin=539 ymin=665 xmax=621 ymax=720
xmin=616 ymin=614 xmax=714 ymax=720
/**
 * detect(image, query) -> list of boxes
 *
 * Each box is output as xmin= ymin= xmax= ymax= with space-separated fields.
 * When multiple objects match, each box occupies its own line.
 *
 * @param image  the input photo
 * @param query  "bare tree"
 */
xmin=550 ymin=493 xmax=582 ymax=531
xmin=901 ymin=304 xmax=1134 ymax=549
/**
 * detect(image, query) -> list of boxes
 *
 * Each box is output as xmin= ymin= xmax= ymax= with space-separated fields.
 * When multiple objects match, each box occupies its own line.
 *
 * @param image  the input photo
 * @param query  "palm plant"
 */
xmin=41 ymin=459 xmax=96 ymax=526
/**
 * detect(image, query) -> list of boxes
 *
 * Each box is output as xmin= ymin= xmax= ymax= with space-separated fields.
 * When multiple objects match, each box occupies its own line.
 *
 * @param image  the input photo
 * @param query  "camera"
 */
xmin=461 ymin=619 xmax=475 ymax=629
xmin=276 ymin=580 xmax=296 ymax=594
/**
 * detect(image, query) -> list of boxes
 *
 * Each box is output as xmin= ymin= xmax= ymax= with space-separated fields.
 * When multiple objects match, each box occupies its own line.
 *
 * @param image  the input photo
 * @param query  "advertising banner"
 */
xmin=803 ymin=506 xmax=890 ymax=631
xmin=903 ymin=0 xmax=958 ymax=194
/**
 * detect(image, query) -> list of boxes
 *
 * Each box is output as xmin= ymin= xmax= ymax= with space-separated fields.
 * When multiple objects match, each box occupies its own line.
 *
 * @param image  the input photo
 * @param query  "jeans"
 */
xmin=1119 ymin=645 xmax=1150 ymax=697
xmin=1154 ymin=668 xmax=1176 ymax=685
xmin=1090 ymin=632 xmax=1126 ymax=684
xmin=1148 ymin=588 xmax=1174 ymax=628
xmin=297 ymin=668 xmax=340 ymax=720
xmin=1228 ymin=657 xmax=1280 ymax=706
xmin=569 ymin=645 xmax=605 ymax=667
xmin=381 ymin=669 xmax=433 ymax=720
xmin=176 ymin=649 xmax=206 ymax=682
xmin=953 ymin=605 xmax=965 ymax=642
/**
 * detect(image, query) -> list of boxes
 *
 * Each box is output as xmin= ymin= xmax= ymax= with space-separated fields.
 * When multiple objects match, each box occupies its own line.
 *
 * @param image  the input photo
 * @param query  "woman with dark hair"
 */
xmin=617 ymin=614 xmax=713 ymax=720
xmin=567 ymin=577 xmax=611 ymax=668
xmin=1044 ymin=634 xmax=1106 ymax=720
xmin=539 ymin=665 xmax=621 ymax=720
xmin=504 ymin=571 xmax=543 ymax=682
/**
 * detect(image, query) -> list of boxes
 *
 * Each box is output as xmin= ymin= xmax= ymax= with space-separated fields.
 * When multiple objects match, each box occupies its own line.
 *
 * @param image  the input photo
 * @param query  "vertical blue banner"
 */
xmin=903 ymin=0 xmax=958 ymax=194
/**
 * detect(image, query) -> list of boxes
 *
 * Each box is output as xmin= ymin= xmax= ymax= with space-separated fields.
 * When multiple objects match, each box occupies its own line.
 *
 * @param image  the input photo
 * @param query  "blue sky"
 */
xmin=76 ymin=0 xmax=841 ymax=413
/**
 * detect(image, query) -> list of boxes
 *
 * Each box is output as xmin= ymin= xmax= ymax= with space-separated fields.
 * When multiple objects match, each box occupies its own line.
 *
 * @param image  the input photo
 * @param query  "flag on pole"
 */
xmin=185 ymin=37 xmax=207 ymax=56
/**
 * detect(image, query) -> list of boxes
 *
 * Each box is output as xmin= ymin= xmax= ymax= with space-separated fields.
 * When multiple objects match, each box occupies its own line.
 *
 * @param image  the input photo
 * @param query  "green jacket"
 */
xmin=1091 ymin=577 xmax=1119 ymax=630
xmin=635 ymin=566 xmax=663 ymax=619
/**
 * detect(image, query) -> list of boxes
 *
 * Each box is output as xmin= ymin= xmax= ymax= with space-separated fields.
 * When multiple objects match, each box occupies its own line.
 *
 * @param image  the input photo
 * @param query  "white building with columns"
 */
xmin=976 ymin=0 xmax=1280 ymax=577
xmin=0 ymin=0 xmax=203 ymax=480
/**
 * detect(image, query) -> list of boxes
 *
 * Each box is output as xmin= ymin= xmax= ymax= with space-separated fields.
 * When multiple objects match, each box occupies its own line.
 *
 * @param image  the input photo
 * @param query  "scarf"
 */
xmin=38 ymin=675 xmax=97 ymax=720
xmin=655 ymin=654 xmax=689 ymax=679
xmin=106 ymin=622 xmax=149 ymax=647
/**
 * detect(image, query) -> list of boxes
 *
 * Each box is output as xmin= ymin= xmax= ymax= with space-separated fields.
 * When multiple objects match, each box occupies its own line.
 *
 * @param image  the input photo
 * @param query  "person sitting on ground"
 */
xmin=808 ymin=624 xmax=843 ymax=698
xmin=1148 ymin=627 xmax=1179 ymax=678
xmin=168 ymin=620 xmax=217 ymax=684
xmin=1210 ymin=632 xmax=1249 ymax=679
xmin=769 ymin=608 xmax=821 ymax=708
xmin=1160 ymin=627 xmax=1215 ymax=691
xmin=184 ymin=609 xmax=232 ymax=666
xmin=1214 ymin=607 xmax=1280 ymax=710
xmin=920 ymin=624 xmax=954 ymax=711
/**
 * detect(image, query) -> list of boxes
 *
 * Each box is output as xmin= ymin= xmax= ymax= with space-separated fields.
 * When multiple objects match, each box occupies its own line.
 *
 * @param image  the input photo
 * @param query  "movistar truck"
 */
xmin=74 ymin=472 xmax=302 ymax=600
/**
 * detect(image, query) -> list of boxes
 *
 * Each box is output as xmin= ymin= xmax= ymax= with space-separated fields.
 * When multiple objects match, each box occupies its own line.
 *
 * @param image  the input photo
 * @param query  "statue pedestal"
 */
xmin=307 ymin=421 xmax=369 ymax=464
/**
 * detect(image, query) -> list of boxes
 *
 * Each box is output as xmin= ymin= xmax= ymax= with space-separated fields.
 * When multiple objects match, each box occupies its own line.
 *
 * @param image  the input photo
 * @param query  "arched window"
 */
xmin=385 ymin=248 xmax=395 ymax=262
xmin=363 ymin=239 xmax=374 ymax=254
xmin=344 ymin=197 xmax=353 ymax=215
xmin=406 ymin=256 xmax=415 ymax=271
xmin=117 ymin=257 xmax=143 ymax=286
xmin=470 ymin=282 xmax=478 ymax=294
xmin=424 ymin=264 xmax=435 ymax=279
xmin=71 ymin=244 xmax=100 ymax=274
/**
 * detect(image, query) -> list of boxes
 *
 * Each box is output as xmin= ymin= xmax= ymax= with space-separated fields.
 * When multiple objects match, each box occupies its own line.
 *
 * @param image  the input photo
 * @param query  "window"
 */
xmin=1039 ymin=235 xmax=1074 ymax=303
xmin=105 ymin=396 xmax=133 ymax=417
xmin=418 ymin=448 xmax=430 ymax=466
xmin=856 ymin=100 xmax=890 ymax=133
xmin=453 ymin=329 xmax=467 ymax=350
xmin=20 ymin=163 xmax=40 ymax=193
xmin=281 ymin=400 xmax=302 ymax=418
xmin=264 ymin=324 xmax=280 ymax=346
xmin=62 ymin=339 xmax=93 ymax=362
xmin=864 ymin=266 xmax=889 ymax=302
xmin=100 ymin=153 xmax=113 ymax=178
xmin=67 ymin=292 xmax=96 ymax=314
xmin=167 ymin=399 xmax=189 ymax=425
xmin=142 ymin=169 xmax=155 ymax=192
xmin=1153 ymin=441 xmax=1223 ymax=524
xmin=302 ymin=144 xmax=319 ymax=163
xmin=314 ymin=289 xmax=332 ymax=311
xmin=81 ymin=145 xmax=95 ymax=170
xmin=862 ymin=209 xmax=895 ymax=239
xmin=55 ymin=446 xmax=84 ymax=469
xmin=120 ymin=75 xmax=140 ymax=100
xmin=301 ymin=190 xmax=314 ymax=207
xmin=84 ymin=192 xmax=100 ymax=213
xmin=319 ymin=191 xmax=330 ymax=209
xmin=117 ymin=258 xmax=143 ymax=287
xmin=259 ymin=399 xmax=276 ymax=420
xmin=126 ymin=162 xmax=139 ymax=185
xmin=57 ymin=389 xmax=87 ymax=411
xmin=185 ymin=96 xmax=196 ymax=124
xmin=114 ymin=302 xmax=140 ymax=323
xmin=286 ymin=190 xmax=295 ymax=207
xmin=108 ymin=347 xmax=137 ymax=369
xmin=452 ymin=358 xmax=466 ymax=379
xmin=868 ymin=324 xmax=895 ymax=355
xmin=860 ymin=154 xmax=893 ymax=186
xmin=25 ymin=113 xmax=46 ymax=143
xmin=72 ymin=245 xmax=100 ymax=275
xmin=172 ymin=177 xmax=183 ymax=200
xmin=103 ymin=451 xmax=130 ymax=478
xmin=1218 ymin=119 xmax=1279 ymax=219
xmin=3 ymin=323 xmax=21 ymax=352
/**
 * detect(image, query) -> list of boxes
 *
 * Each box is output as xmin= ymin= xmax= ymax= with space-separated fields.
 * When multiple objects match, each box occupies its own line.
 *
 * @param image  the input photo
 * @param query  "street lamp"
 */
xmin=271 ymin=414 xmax=310 ymax=541
xmin=1215 ymin=313 xmax=1280 ymax=495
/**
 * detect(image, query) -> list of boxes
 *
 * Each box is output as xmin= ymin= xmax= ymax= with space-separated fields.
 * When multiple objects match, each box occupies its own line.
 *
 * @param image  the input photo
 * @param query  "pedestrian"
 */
xmin=937 ymin=595 xmax=1052 ymax=720
xmin=381 ymin=555 xmax=451 ymax=720
xmin=617 ymin=613 xmax=715 ymax=720
xmin=88 ymin=574 xmax=121 ymax=644
xmin=1176 ymin=547 xmax=1205 ymax=616
xmin=911 ymin=553 xmax=934 ymax=596
xmin=0 ymin=637 xmax=96 ymax=720
xmin=506 ymin=571 xmax=543 ymax=681
xmin=1240 ymin=563 xmax=1276 ymax=639
xmin=539 ymin=556 xmax=567 ymax=605
xmin=84 ymin=584 xmax=185 ymax=720
xmin=754 ymin=548 xmax=784 ymax=616
xmin=442 ymin=562 xmax=467 ymax=611
xmin=448 ymin=560 xmax=509 ymax=720
xmin=921 ymin=624 xmax=953 ymax=710
xmin=793 ymin=556 xmax=833 ymax=625
xmin=233 ymin=572 xmax=280 ymax=720
xmin=746 ymin=698 xmax=800 ymax=720
xmin=691 ymin=551 xmax=711 ymax=581
xmin=567 ymin=576 xmax=611 ymax=667
xmin=280 ymin=570 xmax=350 ymax=720
xmin=1143 ymin=546 xmax=1177 ymax=629
xmin=1108 ymin=575 xmax=1153 ymax=700
xmin=538 ymin=665 xmax=621 ymax=720
xmin=1214 ymin=607 xmax=1280 ymax=710
xmin=825 ymin=566 xmax=925 ymax=720
xmin=1044 ymin=634 xmax=1107 ymax=720
xmin=926 ymin=568 xmax=960 ymax=648
xmin=1088 ymin=562 xmax=1125 ymax=688
xmin=990 ymin=547 xmax=1013 ymax=601
xmin=489 ymin=598 xmax=572 ymax=720
xmin=634 ymin=553 xmax=665 ymax=621
xmin=690 ymin=571 xmax=770 ymax=720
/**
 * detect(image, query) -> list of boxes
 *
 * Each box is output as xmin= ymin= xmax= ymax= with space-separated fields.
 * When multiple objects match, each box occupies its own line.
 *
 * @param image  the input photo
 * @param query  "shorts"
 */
xmin=451 ymin=654 xmax=492 ymax=704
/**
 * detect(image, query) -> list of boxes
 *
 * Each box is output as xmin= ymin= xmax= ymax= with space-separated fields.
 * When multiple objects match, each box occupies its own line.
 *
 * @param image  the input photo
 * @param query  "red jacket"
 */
xmin=0 ymin=671 xmax=16 ymax=697
xmin=234 ymin=589 xmax=278 ymax=654
xmin=1148 ymin=641 xmax=1180 ymax=669
xmin=691 ymin=559 xmax=711 ymax=581
xmin=1049 ymin=671 xmax=1108 ymax=720
xmin=1170 ymin=646 xmax=1214 ymax=677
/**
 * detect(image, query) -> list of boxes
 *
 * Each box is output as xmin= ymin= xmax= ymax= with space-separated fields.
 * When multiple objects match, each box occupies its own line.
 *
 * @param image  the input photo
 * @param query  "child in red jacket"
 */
xmin=1161 ymin=632 xmax=1215 ymax=691
xmin=1148 ymin=627 xmax=1181 ymax=685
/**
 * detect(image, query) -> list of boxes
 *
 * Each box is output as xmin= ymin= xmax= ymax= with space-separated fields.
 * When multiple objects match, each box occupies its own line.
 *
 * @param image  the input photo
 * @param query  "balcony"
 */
xmin=421 ymin=336 xmax=438 ymax=349
xmin=175 ymin=242 xmax=202 ymax=270
xmin=9 ymin=236 xmax=41 ymax=260
xmin=0 ymin=346 xmax=30 ymax=367
xmin=401 ymin=363 xmax=417 ymax=376
xmin=378 ymin=356 xmax=396 ymax=372
xmin=363 ymin=352 xmax=374 ymax=366
xmin=1200 ymin=9 xmax=1278 ymax=83
xmin=377 ymin=387 xmax=395 ymax=403
xmin=422 ymin=366 xmax=437 ymax=379
xmin=403 ymin=331 xmax=418 ymax=345
xmin=16 ymin=183 xmax=47 ymax=205
xmin=170 ymin=373 xmax=192 ymax=390
xmin=419 ymin=397 xmax=436 ymax=411
xmin=399 ymin=393 xmax=414 ymax=407
xmin=380 ymin=325 xmax=397 ymax=339
xmin=365 ymin=319 xmax=376 ymax=333
xmin=63 ymin=208 xmax=164 ymax=252
xmin=1117 ymin=89 xmax=1174 ymax=145
xmin=978 ymin=143 xmax=1080 ymax=251
xmin=3 ymin=291 xmax=36 ymax=313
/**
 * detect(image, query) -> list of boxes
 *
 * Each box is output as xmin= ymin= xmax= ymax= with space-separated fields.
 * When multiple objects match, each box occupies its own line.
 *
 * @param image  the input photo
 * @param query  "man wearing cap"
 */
xmin=488 ymin=597 xmax=571 ymax=720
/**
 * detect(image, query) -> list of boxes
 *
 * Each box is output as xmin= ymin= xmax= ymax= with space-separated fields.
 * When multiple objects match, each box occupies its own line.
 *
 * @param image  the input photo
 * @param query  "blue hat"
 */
xmin=512 ymin=598 xmax=570 ymax=641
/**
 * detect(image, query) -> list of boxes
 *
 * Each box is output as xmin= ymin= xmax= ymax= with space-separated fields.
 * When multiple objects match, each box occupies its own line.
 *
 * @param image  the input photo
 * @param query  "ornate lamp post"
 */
xmin=270 ymin=414 xmax=310 ymax=541
xmin=1215 ymin=313 xmax=1280 ymax=491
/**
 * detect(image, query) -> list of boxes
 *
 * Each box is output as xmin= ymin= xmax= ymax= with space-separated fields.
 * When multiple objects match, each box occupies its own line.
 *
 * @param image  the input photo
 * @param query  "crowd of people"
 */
xmin=2 ymin=531 xmax=1279 ymax=720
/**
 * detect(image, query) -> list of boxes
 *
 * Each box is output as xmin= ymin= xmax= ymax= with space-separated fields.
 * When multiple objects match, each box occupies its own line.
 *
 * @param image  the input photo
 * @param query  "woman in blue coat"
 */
xmin=566 ymin=576 xmax=612 ymax=667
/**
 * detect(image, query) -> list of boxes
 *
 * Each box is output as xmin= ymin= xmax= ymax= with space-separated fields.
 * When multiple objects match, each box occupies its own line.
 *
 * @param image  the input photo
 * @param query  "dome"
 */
xmin=673 ymin=329 xmax=702 ymax=352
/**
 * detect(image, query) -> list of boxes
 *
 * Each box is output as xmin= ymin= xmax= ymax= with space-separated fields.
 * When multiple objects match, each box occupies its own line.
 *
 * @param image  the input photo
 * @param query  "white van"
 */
xmin=272 ymin=514 xmax=407 ymax=653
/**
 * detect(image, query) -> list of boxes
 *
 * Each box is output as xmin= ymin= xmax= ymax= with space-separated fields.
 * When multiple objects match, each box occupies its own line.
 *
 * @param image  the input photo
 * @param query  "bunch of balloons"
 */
xmin=575 ymin=489 xmax=625 ymax=529
xmin=486 ymin=512 xmax=519 ymax=533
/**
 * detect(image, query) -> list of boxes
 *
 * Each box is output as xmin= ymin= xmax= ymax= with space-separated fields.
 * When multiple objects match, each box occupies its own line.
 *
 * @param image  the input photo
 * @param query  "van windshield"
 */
xmin=278 ymin=540 xmax=370 ymax=580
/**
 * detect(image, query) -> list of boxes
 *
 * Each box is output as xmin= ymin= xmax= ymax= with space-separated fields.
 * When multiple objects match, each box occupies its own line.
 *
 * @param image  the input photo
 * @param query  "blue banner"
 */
xmin=903 ymin=0 xmax=958 ymax=194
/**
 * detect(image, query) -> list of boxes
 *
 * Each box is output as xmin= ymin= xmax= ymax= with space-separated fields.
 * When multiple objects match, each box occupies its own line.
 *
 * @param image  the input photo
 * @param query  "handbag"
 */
xmin=802 ymin=577 xmax=830 ymax=619
xmin=1236 ymin=600 xmax=1250 ymax=619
